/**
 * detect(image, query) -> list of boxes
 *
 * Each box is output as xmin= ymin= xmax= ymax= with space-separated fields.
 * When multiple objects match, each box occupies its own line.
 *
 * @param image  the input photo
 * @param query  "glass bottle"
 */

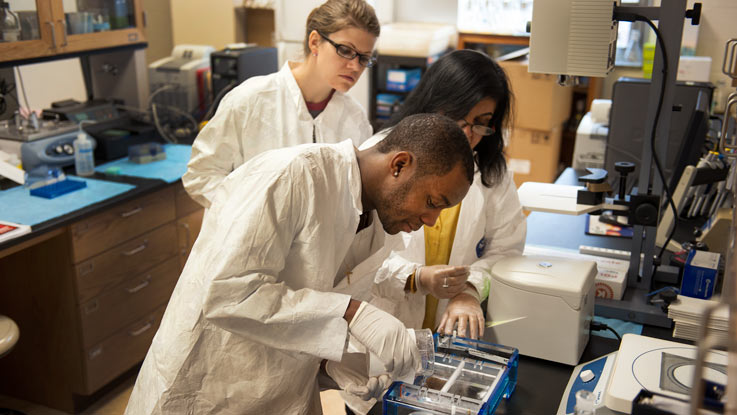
xmin=0 ymin=1 xmax=20 ymax=42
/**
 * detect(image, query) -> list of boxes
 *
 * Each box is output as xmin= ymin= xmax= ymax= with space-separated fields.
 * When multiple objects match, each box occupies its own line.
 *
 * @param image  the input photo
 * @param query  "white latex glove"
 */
xmin=325 ymin=353 xmax=392 ymax=401
xmin=349 ymin=302 xmax=421 ymax=380
xmin=437 ymin=287 xmax=485 ymax=339
xmin=418 ymin=265 xmax=470 ymax=299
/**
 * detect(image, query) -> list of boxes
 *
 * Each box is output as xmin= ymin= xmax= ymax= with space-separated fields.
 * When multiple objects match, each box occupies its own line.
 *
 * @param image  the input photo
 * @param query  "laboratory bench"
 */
xmin=0 ymin=169 xmax=203 ymax=412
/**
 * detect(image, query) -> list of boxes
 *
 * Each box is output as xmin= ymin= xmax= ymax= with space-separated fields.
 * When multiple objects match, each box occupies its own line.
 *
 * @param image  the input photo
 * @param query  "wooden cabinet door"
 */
xmin=0 ymin=0 xmax=61 ymax=63
xmin=51 ymin=0 xmax=146 ymax=54
xmin=0 ymin=0 xmax=146 ymax=63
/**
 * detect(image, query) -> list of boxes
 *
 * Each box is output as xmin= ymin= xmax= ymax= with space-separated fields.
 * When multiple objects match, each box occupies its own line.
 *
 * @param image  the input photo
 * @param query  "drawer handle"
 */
xmin=179 ymin=222 xmax=191 ymax=257
xmin=129 ymin=321 xmax=153 ymax=337
xmin=58 ymin=19 xmax=68 ymax=46
xmin=122 ymin=240 xmax=148 ymax=256
xmin=120 ymin=206 xmax=143 ymax=218
xmin=79 ymin=262 xmax=94 ymax=276
xmin=126 ymin=275 xmax=152 ymax=294
xmin=88 ymin=346 xmax=103 ymax=360
xmin=83 ymin=300 xmax=99 ymax=315
xmin=73 ymin=222 xmax=90 ymax=237
xmin=46 ymin=21 xmax=57 ymax=49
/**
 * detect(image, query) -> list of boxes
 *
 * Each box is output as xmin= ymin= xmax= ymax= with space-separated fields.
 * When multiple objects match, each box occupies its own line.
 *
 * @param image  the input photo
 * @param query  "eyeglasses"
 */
xmin=317 ymin=31 xmax=376 ymax=68
xmin=457 ymin=119 xmax=496 ymax=136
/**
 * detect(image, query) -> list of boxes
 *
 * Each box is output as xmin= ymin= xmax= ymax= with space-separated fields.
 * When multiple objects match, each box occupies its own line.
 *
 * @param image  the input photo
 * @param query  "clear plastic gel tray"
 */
xmin=383 ymin=335 xmax=518 ymax=415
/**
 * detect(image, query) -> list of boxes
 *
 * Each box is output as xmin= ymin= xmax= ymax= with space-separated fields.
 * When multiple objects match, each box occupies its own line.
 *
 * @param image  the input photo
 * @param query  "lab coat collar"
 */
xmin=336 ymin=139 xmax=365 ymax=217
xmin=449 ymin=175 xmax=484 ymax=265
xmin=282 ymin=62 xmax=312 ymax=121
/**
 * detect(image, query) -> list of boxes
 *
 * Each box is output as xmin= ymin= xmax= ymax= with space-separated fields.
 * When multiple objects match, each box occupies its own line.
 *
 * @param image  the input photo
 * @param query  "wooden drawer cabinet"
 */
xmin=0 ymin=183 xmax=203 ymax=412
xmin=74 ymin=222 xmax=178 ymax=303
xmin=70 ymin=187 xmax=176 ymax=262
xmin=78 ymin=256 xmax=180 ymax=349
xmin=82 ymin=305 xmax=166 ymax=394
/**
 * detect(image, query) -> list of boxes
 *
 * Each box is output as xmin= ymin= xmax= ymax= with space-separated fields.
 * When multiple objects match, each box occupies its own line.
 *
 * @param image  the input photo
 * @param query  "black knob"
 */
xmin=615 ymin=161 xmax=635 ymax=200
xmin=635 ymin=203 xmax=658 ymax=225
xmin=614 ymin=161 xmax=635 ymax=175
xmin=660 ymin=290 xmax=677 ymax=303
xmin=686 ymin=3 xmax=701 ymax=26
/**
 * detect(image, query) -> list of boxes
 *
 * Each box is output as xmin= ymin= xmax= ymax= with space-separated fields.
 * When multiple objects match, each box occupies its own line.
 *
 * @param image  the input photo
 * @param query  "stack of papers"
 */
xmin=668 ymin=295 xmax=730 ymax=343
xmin=0 ymin=220 xmax=31 ymax=243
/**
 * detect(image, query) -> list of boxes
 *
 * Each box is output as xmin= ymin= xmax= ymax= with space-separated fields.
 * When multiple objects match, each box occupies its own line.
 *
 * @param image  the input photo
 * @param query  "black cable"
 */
xmin=590 ymin=321 xmax=622 ymax=342
xmin=202 ymin=81 xmax=237 ymax=121
xmin=634 ymin=15 xmax=681 ymax=268
xmin=13 ymin=67 xmax=31 ymax=110
xmin=0 ymin=78 xmax=18 ymax=117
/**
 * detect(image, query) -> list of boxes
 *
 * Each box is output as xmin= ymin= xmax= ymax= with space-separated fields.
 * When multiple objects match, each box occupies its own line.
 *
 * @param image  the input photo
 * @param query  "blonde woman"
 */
xmin=183 ymin=0 xmax=379 ymax=208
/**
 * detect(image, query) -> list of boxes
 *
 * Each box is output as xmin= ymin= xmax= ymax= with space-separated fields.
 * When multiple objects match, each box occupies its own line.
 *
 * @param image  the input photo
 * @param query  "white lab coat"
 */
xmin=335 ymin=132 xmax=527 ymax=414
xmin=183 ymin=61 xmax=373 ymax=208
xmin=126 ymin=140 xmax=385 ymax=415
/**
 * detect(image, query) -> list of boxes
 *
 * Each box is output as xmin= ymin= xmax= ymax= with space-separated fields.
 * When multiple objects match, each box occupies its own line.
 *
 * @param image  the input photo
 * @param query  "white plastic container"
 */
xmin=73 ymin=132 xmax=95 ymax=176
xmin=487 ymin=255 xmax=597 ymax=365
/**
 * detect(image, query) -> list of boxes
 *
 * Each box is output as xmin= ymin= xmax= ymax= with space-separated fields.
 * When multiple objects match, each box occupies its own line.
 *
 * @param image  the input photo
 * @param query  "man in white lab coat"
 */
xmin=125 ymin=113 xmax=476 ymax=415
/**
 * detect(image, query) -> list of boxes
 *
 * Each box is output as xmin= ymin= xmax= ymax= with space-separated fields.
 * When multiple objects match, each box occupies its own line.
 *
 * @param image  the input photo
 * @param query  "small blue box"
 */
xmin=386 ymin=68 xmax=421 ymax=92
xmin=30 ymin=179 xmax=87 ymax=199
xmin=383 ymin=334 xmax=518 ymax=415
xmin=680 ymin=250 xmax=720 ymax=299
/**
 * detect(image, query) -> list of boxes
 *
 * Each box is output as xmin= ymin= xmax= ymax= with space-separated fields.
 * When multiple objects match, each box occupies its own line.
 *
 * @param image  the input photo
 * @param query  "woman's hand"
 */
xmin=418 ymin=265 xmax=469 ymax=299
xmin=437 ymin=287 xmax=485 ymax=339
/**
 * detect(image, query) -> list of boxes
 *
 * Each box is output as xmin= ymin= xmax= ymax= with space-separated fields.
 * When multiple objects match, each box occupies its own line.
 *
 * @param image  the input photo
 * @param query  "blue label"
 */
xmin=476 ymin=237 xmax=486 ymax=258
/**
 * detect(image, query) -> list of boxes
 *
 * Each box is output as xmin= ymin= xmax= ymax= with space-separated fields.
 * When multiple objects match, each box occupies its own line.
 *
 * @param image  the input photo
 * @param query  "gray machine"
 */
xmin=606 ymin=77 xmax=714 ymax=195
xmin=0 ymin=116 xmax=94 ymax=171
xmin=209 ymin=45 xmax=278 ymax=115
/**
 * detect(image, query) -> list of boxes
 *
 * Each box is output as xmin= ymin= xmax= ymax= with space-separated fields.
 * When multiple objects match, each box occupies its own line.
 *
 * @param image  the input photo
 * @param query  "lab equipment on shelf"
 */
xmin=0 ymin=1 xmax=20 ymax=42
xmin=383 ymin=334 xmax=518 ymax=415
xmin=386 ymin=68 xmax=421 ymax=92
xmin=0 ymin=116 xmax=93 ymax=172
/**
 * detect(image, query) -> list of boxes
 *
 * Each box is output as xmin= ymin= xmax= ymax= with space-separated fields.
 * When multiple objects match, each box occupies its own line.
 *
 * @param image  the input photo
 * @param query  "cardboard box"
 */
xmin=681 ymin=251 xmax=720 ymax=299
xmin=677 ymin=56 xmax=711 ymax=82
xmin=499 ymin=59 xmax=573 ymax=131
xmin=506 ymin=126 xmax=562 ymax=187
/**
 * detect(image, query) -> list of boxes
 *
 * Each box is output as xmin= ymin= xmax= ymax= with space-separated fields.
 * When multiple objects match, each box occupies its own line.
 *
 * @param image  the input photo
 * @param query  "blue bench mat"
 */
xmin=95 ymin=144 xmax=192 ymax=183
xmin=592 ymin=315 xmax=643 ymax=340
xmin=0 ymin=176 xmax=136 ymax=226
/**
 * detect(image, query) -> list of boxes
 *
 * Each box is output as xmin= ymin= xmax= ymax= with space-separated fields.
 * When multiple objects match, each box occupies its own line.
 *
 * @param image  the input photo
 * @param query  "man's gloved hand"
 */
xmin=325 ymin=353 xmax=392 ymax=401
xmin=437 ymin=287 xmax=485 ymax=339
xmin=348 ymin=302 xmax=421 ymax=380
xmin=418 ymin=265 xmax=470 ymax=299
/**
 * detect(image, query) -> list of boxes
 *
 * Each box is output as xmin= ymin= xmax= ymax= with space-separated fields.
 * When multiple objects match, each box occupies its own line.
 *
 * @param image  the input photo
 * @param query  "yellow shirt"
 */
xmin=421 ymin=202 xmax=462 ymax=330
